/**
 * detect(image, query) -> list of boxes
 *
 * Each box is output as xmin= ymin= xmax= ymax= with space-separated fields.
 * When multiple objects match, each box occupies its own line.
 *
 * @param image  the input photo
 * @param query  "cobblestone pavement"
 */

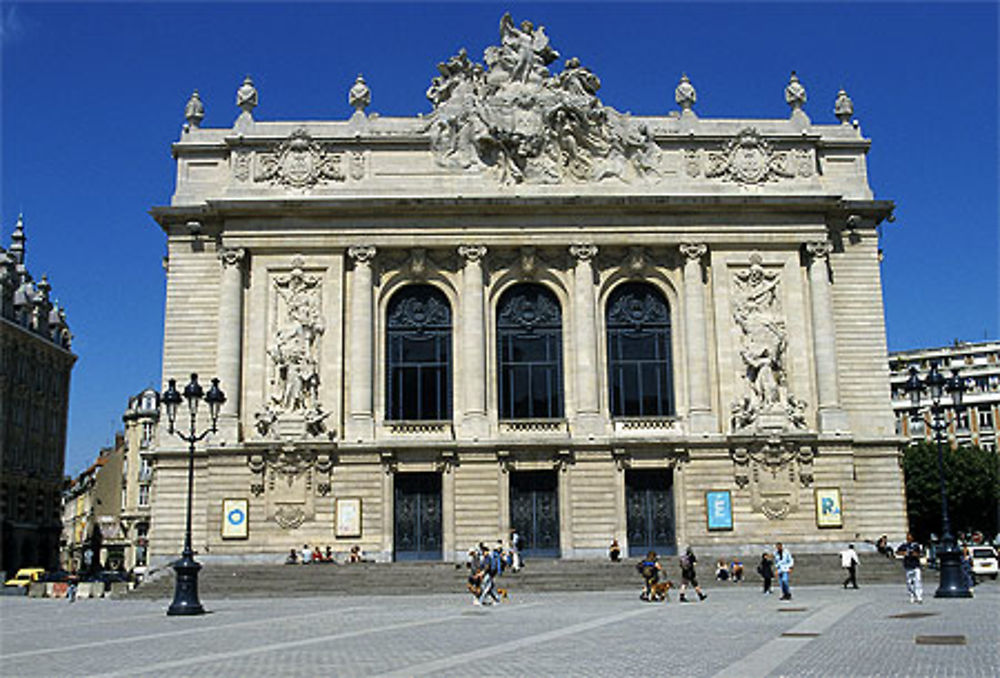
xmin=0 ymin=581 xmax=996 ymax=677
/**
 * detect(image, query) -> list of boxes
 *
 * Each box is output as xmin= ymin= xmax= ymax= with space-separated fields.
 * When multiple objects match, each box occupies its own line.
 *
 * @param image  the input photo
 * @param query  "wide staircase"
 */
xmin=126 ymin=552 xmax=906 ymax=599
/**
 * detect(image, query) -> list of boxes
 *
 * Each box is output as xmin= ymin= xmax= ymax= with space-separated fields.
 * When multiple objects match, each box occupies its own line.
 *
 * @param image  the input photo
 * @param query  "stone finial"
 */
xmin=37 ymin=274 xmax=51 ymax=301
xmin=675 ymin=73 xmax=697 ymax=116
xmin=834 ymin=88 xmax=854 ymax=124
xmin=785 ymin=71 xmax=807 ymax=112
xmin=185 ymin=90 xmax=205 ymax=128
xmin=9 ymin=213 xmax=25 ymax=264
xmin=349 ymin=74 xmax=371 ymax=117
xmin=236 ymin=75 xmax=258 ymax=116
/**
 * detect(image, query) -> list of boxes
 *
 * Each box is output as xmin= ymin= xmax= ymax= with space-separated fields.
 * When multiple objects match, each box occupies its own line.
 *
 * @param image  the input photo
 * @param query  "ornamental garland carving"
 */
xmin=252 ymin=128 xmax=346 ymax=188
xmin=730 ymin=253 xmax=808 ymax=432
xmin=686 ymin=128 xmax=815 ymax=184
xmin=730 ymin=438 xmax=815 ymax=520
xmin=423 ymin=13 xmax=662 ymax=185
xmin=247 ymin=447 xmax=334 ymax=529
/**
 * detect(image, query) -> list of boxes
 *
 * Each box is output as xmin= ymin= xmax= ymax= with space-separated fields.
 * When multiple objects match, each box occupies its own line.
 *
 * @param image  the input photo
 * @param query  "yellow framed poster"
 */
xmin=336 ymin=498 xmax=362 ymax=538
xmin=222 ymin=498 xmax=249 ymax=539
xmin=814 ymin=488 xmax=843 ymax=528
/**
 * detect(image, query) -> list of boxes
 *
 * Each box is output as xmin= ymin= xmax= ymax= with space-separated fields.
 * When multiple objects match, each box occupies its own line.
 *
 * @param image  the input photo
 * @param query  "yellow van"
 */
xmin=3 ymin=568 xmax=46 ymax=588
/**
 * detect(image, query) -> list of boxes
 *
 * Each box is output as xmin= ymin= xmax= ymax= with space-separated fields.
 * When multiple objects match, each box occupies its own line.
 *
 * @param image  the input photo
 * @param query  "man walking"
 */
xmin=775 ymin=542 xmax=794 ymax=600
xmin=899 ymin=533 xmax=923 ymax=604
xmin=840 ymin=544 xmax=860 ymax=589
xmin=678 ymin=546 xmax=708 ymax=603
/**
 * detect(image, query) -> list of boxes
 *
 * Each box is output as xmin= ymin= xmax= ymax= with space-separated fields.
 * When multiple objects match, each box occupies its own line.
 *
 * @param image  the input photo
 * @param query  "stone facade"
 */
xmin=0 ymin=215 xmax=75 ymax=574
xmin=149 ymin=16 xmax=904 ymax=564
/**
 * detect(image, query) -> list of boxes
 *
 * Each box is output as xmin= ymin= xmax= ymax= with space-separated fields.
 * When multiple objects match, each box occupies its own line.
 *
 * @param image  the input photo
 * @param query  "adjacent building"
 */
xmin=148 ymin=16 xmax=904 ymax=564
xmin=890 ymin=341 xmax=1000 ymax=452
xmin=1 ymin=215 xmax=75 ymax=574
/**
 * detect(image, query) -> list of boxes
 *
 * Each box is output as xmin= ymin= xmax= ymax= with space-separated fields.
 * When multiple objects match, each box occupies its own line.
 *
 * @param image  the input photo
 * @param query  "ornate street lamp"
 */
xmin=904 ymin=361 xmax=971 ymax=598
xmin=162 ymin=374 xmax=226 ymax=616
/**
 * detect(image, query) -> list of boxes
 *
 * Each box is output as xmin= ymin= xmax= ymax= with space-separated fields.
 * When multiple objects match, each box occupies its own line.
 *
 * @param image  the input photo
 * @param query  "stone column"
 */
xmin=458 ymin=245 xmax=488 ymax=439
xmin=346 ymin=245 xmax=376 ymax=442
xmin=570 ymin=244 xmax=602 ymax=436
xmin=806 ymin=241 xmax=849 ymax=432
xmin=680 ymin=243 xmax=714 ymax=433
xmin=215 ymin=247 xmax=246 ymax=442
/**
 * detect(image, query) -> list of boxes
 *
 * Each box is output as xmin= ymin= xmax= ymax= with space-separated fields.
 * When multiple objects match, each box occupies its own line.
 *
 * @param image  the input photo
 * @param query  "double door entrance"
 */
xmin=394 ymin=473 xmax=442 ymax=560
xmin=510 ymin=470 xmax=560 ymax=557
xmin=625 ymin=469 xmax=676 ymax=557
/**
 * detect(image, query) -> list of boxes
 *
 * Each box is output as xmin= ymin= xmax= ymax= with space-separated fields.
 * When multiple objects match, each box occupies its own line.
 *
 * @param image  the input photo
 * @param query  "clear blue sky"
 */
xmin=2 ymin=2 xmax=997 ymax=477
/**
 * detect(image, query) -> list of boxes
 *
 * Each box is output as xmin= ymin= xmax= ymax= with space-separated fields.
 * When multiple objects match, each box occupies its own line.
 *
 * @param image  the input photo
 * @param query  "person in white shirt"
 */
xmin=840 ymin=544 xmax=860 ymax=589
xmin=775 ymin=542 xmax=795 ymax=600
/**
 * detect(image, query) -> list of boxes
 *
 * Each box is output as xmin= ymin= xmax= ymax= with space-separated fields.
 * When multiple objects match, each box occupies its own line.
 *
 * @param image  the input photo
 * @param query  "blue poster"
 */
xmin=706 ymin=491 xmax=733 ymax=531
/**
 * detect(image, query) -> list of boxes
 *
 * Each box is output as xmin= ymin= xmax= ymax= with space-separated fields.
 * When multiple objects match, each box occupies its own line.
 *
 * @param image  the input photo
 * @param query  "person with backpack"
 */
xmin=636 ymin=551 xmax=662 ymax=601
xmin=757 ymin=551 xmax=774 ymax=595
xmin=678 ymin=546 xmax=707 ymax=602
xmin=477 ymin=544 xmax=501 ymax=606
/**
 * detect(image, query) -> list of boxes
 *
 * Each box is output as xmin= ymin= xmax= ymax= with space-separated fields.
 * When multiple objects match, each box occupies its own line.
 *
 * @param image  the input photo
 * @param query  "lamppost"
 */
xmin=904 ymin=361 xmax=971 ymax=598
xmin=161 ymin=374 xmax=226 ymax=616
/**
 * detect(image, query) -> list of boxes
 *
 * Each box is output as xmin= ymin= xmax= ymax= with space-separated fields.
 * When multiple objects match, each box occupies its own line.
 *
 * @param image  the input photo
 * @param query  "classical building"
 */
xmin=148 ymin=15 xmax=903 ymax=564
xmin=119 ymin=388 xmax=159 ymax=571
xmin=890 ymin=341 xmax=1000 ymax=452
xmin=1 ymin=215 xmax=75 ymax=574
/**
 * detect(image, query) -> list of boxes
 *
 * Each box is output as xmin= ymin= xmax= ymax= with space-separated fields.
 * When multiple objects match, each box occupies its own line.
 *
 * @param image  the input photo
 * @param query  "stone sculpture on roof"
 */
xmin=424 ymin=12 xmax=661 ymax=185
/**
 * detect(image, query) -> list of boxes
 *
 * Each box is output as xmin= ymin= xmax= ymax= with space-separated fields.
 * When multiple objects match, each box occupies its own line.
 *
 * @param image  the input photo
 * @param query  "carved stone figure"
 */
xmin=423 ymin=13 xmax=661 ymax=184
xmin=266 ymin=257 xmax=324 ymax=419
xmin=731 ymin=253 xmax=806 ymax=431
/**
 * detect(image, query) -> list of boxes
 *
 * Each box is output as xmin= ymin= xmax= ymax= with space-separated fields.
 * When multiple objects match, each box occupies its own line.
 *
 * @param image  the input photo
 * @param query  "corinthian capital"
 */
xmin=458 ymin=244 xmax=487 ymax=264
xmin=347 ymin=245 xmax=376 ymax=265
xmin=679 ymin=242 xmax=708 ymax=262
xmin=569 ymin=243 xmax=598 ymax=263
xmin=217 ymin=247 xmax=246 ymax=268
xmin=805 ymin=241 xmax=833 ymax=261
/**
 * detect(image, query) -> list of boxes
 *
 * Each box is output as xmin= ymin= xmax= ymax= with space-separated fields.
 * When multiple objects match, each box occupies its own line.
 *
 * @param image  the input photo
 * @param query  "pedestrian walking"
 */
xmin=840 ymin=544 xmax=860 ymax=589
xmin=898 ymin=533 xmax=923 ymax=603
xmin=67 ymin=571 xmax=79 ymax=603
xmin=757 ymin=552 xmax=774 ymax=595
xmin=775 ymin=542 xmax=794 ymax=600
xmin=636 ymin=550 xmax=662 ymax=601
xmin=678 ymin=546 xmax=707 ymax=602
xmin=510 ymin=528 xmax=523 ymax=572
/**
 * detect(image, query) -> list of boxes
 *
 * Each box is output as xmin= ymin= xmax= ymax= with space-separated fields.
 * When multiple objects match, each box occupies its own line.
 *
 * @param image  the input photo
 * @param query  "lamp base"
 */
xmin=167 ymin=550 xmax=205 ymax=615
xmin=934 ymin=543 xmax=973 ymax=599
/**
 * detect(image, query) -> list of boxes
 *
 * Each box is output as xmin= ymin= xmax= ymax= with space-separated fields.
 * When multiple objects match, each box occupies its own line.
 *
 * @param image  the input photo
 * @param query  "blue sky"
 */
xmin=2 ymin=1 xmax=997 ymax=477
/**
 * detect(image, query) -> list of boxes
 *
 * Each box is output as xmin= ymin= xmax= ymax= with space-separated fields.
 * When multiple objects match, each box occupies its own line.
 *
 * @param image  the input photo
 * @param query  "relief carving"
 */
xmin=695 ymin=129 xmax=815 ymax=185
xmin=254 ymin=128 xmax=346 ymax=189
xmin=424 ymin=13 xmax=662 ymax=185
xmin=730 ymin=438 xmax=815 ymax=520
xmin=246 ymin=446 xmax=334 ymax=528
xmin=255 ymin=256 xmax=328 ymax=440
xmin=730 ymin=253 xmax=807 ymax=432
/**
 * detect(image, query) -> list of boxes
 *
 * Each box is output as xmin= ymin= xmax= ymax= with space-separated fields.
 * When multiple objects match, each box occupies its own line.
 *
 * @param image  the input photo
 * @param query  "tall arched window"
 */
xmin=606 ymin=282 xmax=674 ymax=417
xmin=497 ymin=284 xmax=563 ymax=419
xmin=386 ymin=285 xmax=452 ymax=421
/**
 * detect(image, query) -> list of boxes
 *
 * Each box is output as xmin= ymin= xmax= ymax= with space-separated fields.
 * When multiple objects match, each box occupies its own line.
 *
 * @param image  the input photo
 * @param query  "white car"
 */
xmin=970 ymin=547 xmax=998 ymax=580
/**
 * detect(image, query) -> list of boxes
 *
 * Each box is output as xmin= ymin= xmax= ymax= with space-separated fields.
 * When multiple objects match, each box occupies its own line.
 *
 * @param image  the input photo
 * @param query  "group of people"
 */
xmin=752 ymin=543 xmax=795 ymax=599
xmin=285 ymin=544 xmax=367 ymax=565
xmin=466 ymin=531 xmax=523 ymax=605
xmin=637 ymin=547 xmax=708 ymax=603
xmin=715 ymin=559 xmax=745 ymax=583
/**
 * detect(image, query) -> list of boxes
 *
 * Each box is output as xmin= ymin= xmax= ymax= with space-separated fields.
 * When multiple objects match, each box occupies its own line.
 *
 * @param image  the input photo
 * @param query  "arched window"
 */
xmin=497 ymin=284 xmax=563 ymax=419
xmin=606 ymin=282 xmax=674 ymax=417
xmin=386 ymin=285 xmax=452 ymax=421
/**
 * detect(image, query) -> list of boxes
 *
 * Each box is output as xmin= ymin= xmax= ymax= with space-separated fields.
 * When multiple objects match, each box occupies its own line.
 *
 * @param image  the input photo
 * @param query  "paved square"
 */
xmin=0 ymin=583 xmax=997 ymax=677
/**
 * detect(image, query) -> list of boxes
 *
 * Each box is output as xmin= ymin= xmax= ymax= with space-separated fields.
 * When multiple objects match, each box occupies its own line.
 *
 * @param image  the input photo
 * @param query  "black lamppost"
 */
xmin=162 ymin=374 xmax=226 ymax=616
xmin=904 ymin=361 xmax=971 ymax=598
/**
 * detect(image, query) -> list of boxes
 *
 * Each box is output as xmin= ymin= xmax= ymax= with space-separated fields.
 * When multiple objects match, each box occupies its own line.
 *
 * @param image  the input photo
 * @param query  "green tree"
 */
xmin=902 ymin=442 xmax=1000 ymax=544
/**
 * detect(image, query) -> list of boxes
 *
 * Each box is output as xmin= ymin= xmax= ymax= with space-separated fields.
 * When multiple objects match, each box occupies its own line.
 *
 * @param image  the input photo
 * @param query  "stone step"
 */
xmin=126 ymin=553 xmax=910 ymax=599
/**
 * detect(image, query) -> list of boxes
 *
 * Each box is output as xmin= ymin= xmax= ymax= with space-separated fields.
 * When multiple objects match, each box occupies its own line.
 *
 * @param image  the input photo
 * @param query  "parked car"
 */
xmin=3 ymin=568 xmax=46 ymax=588
xmin=970 ymin=547 xmax=998 ymax=580
xmin=41 ymin=569 xmax=72 ymax=583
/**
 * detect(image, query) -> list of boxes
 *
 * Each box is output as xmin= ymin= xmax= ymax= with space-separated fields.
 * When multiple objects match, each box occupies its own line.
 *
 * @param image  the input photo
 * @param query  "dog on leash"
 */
xmin=649 ymin=580 xmax=674 ymax=602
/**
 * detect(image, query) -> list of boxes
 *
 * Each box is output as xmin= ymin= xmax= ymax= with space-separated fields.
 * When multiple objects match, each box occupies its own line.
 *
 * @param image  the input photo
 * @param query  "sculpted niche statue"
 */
xmin=266 ymin=258 xmax=324 ymax=421
xmin=731 ymin=253 xmax=806 ymax=431
xmin=424 ymin=13 xmax=661 ymax=184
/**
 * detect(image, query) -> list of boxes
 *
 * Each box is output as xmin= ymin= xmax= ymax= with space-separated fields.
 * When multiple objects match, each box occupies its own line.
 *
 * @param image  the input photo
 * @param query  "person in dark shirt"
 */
xmin=898 ymin=533 xmax=923 ymax=604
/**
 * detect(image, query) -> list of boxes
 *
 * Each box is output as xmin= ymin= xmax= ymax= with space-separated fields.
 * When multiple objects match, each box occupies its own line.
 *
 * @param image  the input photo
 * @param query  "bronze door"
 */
xmin=626 ymin=469 xmax=675 ymax=557
xmin=510 ymin=470 xmax=560 ymax=557
xmin=393 ymin=473 xmax=442 ymax=560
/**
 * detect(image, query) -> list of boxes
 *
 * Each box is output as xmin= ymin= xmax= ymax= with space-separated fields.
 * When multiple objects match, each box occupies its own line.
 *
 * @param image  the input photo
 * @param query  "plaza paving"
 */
xmin=0 ymin=581 xmax=996 ymax=677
